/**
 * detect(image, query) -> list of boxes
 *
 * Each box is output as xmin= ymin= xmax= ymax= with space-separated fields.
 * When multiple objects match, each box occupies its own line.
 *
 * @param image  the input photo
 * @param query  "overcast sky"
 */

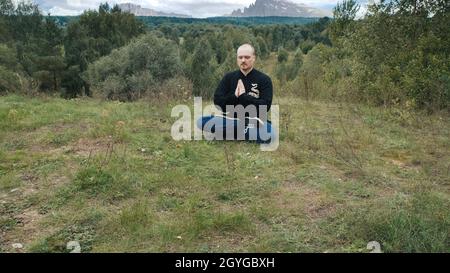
xmin=22 ymin=0 xmax=367 ymax=18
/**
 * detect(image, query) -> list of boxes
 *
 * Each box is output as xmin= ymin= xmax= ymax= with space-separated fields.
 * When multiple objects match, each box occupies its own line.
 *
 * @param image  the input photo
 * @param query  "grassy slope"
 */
xmin=0 ymin=92 xmax=448 ymax=253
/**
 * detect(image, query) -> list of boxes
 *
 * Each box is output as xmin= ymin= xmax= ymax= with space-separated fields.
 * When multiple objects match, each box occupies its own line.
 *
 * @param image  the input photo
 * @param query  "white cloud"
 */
xmin=47 ymin=6 xmax=82 ymax=16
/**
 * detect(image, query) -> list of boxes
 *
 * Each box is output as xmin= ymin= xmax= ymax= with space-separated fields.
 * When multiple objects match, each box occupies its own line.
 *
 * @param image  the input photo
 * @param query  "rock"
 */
xmin=12 ymin=243 xmax=23 ymax=249
xmin=367 ymin=241 xmax=382 ymax=253
xmin=67 ymin=241 xmax=81 ymax=253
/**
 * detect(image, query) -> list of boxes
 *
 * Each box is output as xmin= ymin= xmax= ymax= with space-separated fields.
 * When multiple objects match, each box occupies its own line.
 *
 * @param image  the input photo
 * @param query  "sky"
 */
xmin=18 ymin=0 xmax=368 ymax=18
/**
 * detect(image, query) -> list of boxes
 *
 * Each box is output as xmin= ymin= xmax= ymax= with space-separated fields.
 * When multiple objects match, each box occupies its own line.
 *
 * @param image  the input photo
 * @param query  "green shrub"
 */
xmin=74 ymin=167 xmax=114 ymax=195
xmin=85 ymin=33 xmax=182 ymax=101
xmin=0 ymin=65 xmax=20 ymax=93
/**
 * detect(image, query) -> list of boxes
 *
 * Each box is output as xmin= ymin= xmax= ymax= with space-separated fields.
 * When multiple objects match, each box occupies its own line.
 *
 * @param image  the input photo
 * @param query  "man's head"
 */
xmin=237 ymin=44 xmax=256 ymax=74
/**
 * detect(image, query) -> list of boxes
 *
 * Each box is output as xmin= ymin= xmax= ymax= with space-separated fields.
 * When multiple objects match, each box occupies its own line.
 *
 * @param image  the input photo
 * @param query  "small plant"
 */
xmin=73 ymin=167 xmax=114 ymax=195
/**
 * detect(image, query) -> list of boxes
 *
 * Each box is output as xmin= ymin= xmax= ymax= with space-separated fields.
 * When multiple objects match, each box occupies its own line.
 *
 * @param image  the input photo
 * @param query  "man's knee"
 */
xmin=196 ymin=117 xmax=204 ymax=130
xmin=197 ymin=116 xmax=215 ymax=132
xmin=257 ymin=122 xmax=274 ymax=143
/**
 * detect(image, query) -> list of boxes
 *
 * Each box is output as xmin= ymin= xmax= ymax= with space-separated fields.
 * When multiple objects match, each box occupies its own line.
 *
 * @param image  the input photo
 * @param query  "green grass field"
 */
xmin=0 ymin=93 xmax=449 ymax=253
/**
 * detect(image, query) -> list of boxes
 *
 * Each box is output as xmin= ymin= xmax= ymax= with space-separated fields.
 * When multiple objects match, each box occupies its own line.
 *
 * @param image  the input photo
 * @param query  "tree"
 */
xmin=190 ymin=38 xmax=217 ymax=98
xmin=329 ymin=0 xmax=360 ymax=43
xmin=34 ymin=55 xmax=65 ymax=91
xmin=0 ymin=43 xmax=17 ymax=70
xmin=0 ymin=1 xmax=67 ymax=93
xmin=256 ymin=36 xmax=269 ymax=59
xmin=0 ymin=43 xmax=20 ymax=92
xmin=319 ymin=0 xmax=450 ymax=109
xmin=32 ymin=16 xmax=65 ymax=91
xmin=62 ymin=4 xmax=146 ymax=97
xmin=287 ymin=49 xmax=303 ymax=81
xmin=85 ymin=33 xmax=182 ymax=101
xmin=277 ymin=47 xmax=288 ymax=63
xmin=0 ymin=0 xmax=14 ymax=16
xmin=275 ymin=62 xmax=287 ymax=84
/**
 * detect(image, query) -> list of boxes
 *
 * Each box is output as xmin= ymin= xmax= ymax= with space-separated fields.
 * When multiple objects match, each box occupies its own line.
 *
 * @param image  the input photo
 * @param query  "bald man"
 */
xmin=197 ymin=44 xmax=274 ymax=143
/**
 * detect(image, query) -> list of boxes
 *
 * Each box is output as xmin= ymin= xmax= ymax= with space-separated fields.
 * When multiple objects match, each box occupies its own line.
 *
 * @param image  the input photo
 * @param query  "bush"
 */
xmin=332 ymin=1 xmax=450 ymax=110
xmin=143 ymin=76 xmax=192 ymax=101
xmin=190 ymin=38 xmax=219 ymax=98
xmin=299 ymin=40 xmax=316 ymax=54
xmin=85 ymin=33 xmax=182 ymax=101
xmin=0 ymin=66 xmax=20 ymax=93
xmin=277 ymin=47 xmax=288 ymax=63
xmin=0 ymin=44 xmax=17 ymax=70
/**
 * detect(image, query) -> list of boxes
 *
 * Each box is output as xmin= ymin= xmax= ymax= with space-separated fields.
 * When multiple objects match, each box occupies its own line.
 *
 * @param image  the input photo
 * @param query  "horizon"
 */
xmin=20 ymin=0 xmax=368 ymax=18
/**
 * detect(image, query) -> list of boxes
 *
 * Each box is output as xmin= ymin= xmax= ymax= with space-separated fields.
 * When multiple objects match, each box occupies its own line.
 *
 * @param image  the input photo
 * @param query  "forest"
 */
xmin=1 ymin=0 xmax=448 ymax=110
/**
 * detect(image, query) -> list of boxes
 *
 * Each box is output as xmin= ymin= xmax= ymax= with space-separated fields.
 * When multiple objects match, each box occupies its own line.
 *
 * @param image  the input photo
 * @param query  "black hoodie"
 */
xmin=213 ymin=68 xmax=273 ymax=119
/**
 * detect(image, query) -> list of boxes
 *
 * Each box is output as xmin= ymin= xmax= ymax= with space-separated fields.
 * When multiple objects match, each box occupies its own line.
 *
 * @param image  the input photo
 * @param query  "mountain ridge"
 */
xmin=118 ymin=3 xmax=191 ymax=18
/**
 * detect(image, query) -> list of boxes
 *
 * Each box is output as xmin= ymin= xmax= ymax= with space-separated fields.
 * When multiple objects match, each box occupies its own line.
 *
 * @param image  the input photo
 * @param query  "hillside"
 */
xmin=1 ymin=93 xmax=448 ymax=252
xmin=230 ymin=0 xmax=330 ymax=17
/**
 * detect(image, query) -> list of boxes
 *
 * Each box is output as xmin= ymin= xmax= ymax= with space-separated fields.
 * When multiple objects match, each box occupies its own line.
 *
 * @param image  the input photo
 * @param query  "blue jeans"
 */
xmin=197 ymin=115 xmax=275 ymax=144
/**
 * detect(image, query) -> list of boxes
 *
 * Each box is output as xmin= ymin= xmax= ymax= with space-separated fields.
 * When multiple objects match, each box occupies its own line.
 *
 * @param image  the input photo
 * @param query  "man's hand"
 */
xmin=235 ymin=79 xmax=245 ymax=97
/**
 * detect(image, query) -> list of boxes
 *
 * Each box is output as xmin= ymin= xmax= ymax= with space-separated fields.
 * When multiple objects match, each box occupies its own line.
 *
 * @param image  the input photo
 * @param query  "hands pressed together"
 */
xmin=235 ymin=79 xmax=245 ymax=98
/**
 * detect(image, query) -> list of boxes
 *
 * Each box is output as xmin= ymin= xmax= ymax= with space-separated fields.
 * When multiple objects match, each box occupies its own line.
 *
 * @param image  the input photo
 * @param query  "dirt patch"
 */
xmin=275 ymin=182 xmax=335 ymax=219
xmin=29 ymin=136 xmax=117 ymax=163
xmin=387 ymin=158 xmax=422 ymax=172
xmin=0 ymin=172 xmax=71 ymax=252
xmin=1 ymin=209 xmax=45 ymax=253
xmin=273 ymin=181 xmax=336 ymax=220
xmin=70 ymin=137 xmax=115 ymax=157
xmin=272 ymin=183 xmax=305 ymax=214
xmin=25 ymin=123 xmax=89 ymax=153
xmin=52 ymin=123 xmax=89 ymax=134
xmin=205 ymin=233 xmax=255 ymax=252
xmin=304 ymin=200 xmax=337 ymax=219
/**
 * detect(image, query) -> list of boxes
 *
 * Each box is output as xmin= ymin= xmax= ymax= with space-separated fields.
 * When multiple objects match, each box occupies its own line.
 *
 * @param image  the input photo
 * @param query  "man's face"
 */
xmin=237 ymin=46 xmax=255 ymax=72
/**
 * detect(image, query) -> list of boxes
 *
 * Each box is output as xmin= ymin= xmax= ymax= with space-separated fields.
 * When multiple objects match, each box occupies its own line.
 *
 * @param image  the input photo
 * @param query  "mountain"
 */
xmin=118 ymin=3 xmax=191 ymax=18
xmin=230 ymin=0 xmax=330 ymax=17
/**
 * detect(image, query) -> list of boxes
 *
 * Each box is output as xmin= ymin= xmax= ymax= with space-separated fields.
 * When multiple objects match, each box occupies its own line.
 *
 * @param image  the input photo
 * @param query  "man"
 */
xmin=197 ymin=43 xmax=274 ymax=143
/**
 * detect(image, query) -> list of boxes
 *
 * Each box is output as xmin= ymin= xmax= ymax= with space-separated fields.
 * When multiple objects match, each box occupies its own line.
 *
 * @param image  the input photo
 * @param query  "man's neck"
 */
xmin=240 ymin=67 xmax=254 ymax=76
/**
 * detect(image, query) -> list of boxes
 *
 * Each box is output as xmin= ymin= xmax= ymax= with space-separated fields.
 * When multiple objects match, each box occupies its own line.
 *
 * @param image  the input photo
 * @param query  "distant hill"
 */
xmin=230 ymin=0 xmax=330 ymax=17
xmin=137 ymin=16 xmax=321 ymax=26
xmin=117 ymin=3 xmax=191 ymax=18
xmin=51 ymin=16 xmax=322 ymax=27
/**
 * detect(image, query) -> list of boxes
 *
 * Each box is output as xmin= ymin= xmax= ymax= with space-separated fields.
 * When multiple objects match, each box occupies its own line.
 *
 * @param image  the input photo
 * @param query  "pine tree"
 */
xmin=277 ymin=47 xmax=288 ymax=63
xmin=191 ymin=39 xmax=217 ymax=98
xmin=62 ymin=3 xmax=146 ymax=97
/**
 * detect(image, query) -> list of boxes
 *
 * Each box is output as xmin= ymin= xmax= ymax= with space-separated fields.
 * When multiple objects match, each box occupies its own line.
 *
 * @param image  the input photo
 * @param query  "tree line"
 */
xmin=303 ymin=0 xmax=450 ymax=110
xmin=0 ymin=0 xmax=329 ymax=100
xmin=1 ymin=0 xmax=449 ymax=111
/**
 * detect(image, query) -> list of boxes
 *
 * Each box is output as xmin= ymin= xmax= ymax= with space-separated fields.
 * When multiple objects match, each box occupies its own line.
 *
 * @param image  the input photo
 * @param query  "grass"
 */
xmin=0 ymin=93 xmax=448 ymax=253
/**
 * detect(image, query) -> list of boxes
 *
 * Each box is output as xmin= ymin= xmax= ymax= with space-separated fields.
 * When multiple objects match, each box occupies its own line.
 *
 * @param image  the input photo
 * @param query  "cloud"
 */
xmin=47 ymin=6 xmax=82 ymax=16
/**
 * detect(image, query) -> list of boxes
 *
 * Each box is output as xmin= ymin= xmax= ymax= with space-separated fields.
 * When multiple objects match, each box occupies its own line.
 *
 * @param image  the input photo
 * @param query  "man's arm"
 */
xmin=238 ymin=76 xmax=273 ymax=112
xmin=213 ymin=74 xmax=239 ymax=112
